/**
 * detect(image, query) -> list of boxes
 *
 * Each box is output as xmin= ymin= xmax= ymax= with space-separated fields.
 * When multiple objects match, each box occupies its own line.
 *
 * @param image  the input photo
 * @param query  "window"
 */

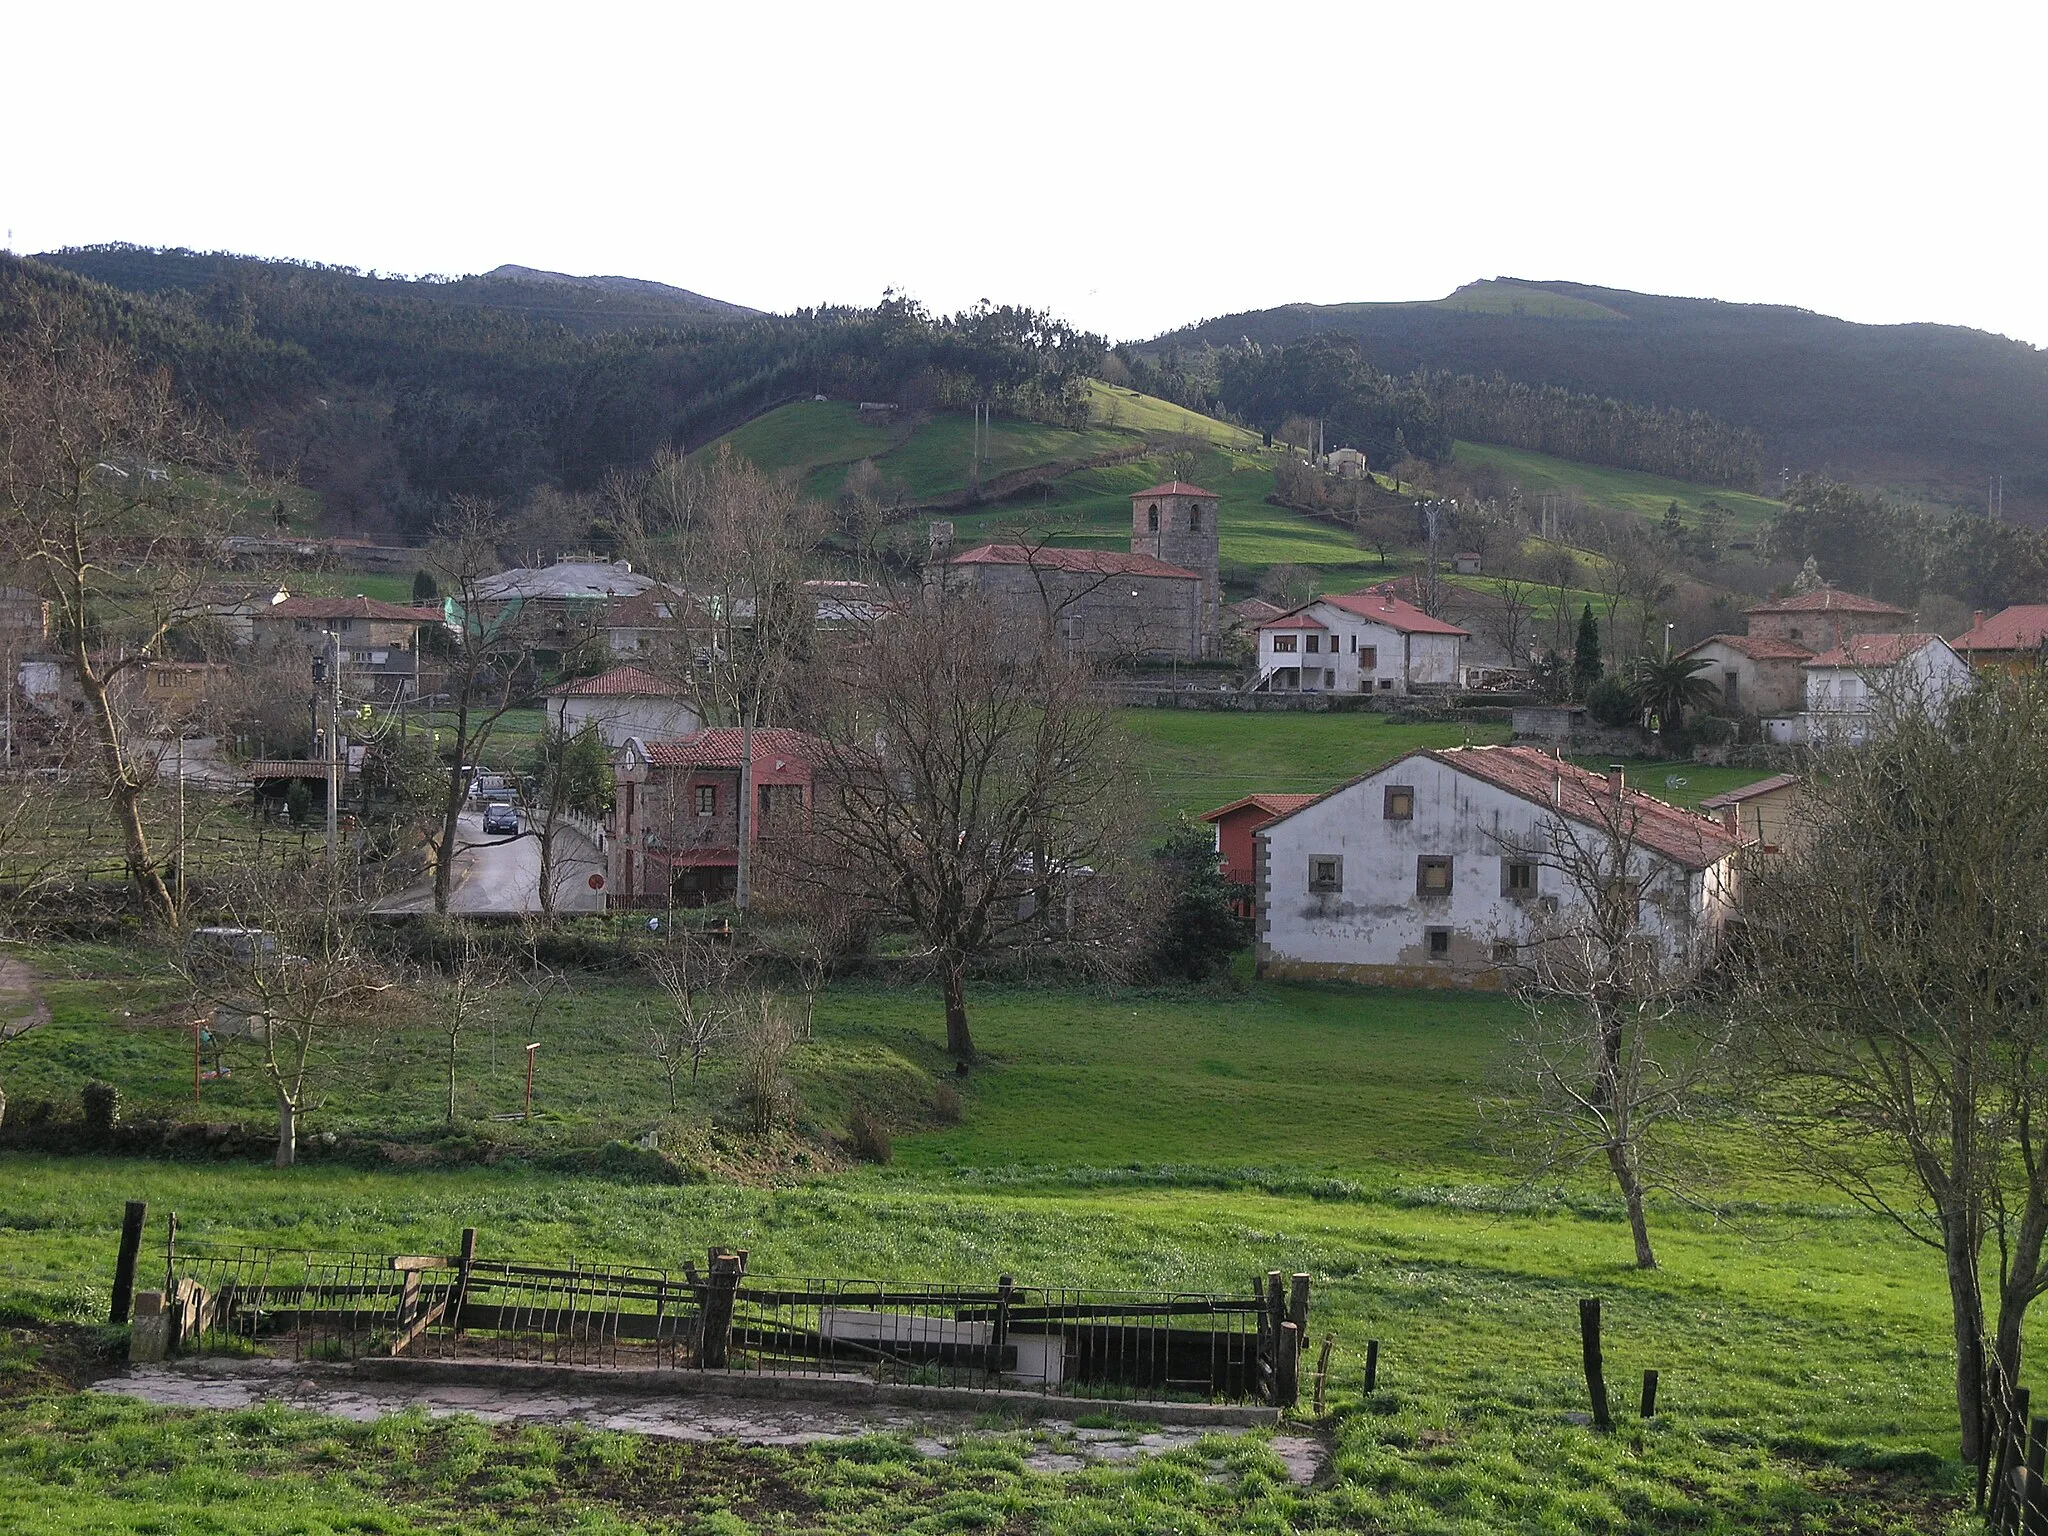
xmin=1189 ymin=506 xmax=1202 ymax=532
xmin=1723 ymin=670 xmax=1740 ymax=708
xmin=1359 ymin=645 xmax=1378 ymax=669
xmin=1324 ymin=669 xmax=1336 ymax=687
xmin=1789 ymin=627 xmax=1803 ymax=643
xmin=1308 ymin=855 xmax=1343 ymax=893
xmin=1378 ymin=678 xmax=1395 ymax=692
xmin=696 ymin=784 xmax=716 ymax=816
xmin=1305 ymin=634 xmax=1320 ymax=653
xmin=1427 ymin=928 xmax=1451 ymax=958
xmin=1383 ymin=785 xmax=1414 ymax=820
xmin=1417 ymin=855 xmax=1453 ymax=899
xmin=1349 ymin=634 xmax=1356 ymax=653
xmin=1502 ymin=860 xmax=1538 ymax=898
xmin=1147 ymin=505 xmax=1159 ymax=531
xmin=1272 ymin=634 xmax=1297 ymax=654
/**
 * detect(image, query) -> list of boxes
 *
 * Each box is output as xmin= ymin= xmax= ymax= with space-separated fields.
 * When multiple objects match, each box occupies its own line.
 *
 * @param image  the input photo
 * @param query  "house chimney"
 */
xmin=1974 ymin=610 xmax=1985 ymax=630
xmin=929 ymin=521 xmax=955 ymax=561
xmin=1718 ymin=803 xmax=1739 ymax=836
xmin=1607 ymin=764 xmax=1626 ymax=799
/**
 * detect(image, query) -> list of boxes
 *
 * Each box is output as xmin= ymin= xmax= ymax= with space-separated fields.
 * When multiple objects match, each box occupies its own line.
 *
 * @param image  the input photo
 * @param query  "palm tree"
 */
xmin=1631 ymin=653 xmax=1717 ymax=731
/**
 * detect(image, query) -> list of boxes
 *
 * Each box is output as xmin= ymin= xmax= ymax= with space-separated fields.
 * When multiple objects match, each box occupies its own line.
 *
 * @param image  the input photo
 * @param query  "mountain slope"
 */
xmin=1153 ymin=278 xmax=2048 ymax=517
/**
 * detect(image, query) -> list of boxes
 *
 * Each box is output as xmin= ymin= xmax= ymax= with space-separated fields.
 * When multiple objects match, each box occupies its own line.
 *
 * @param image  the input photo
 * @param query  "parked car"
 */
xmin=482 ymin=804 xmax=520 ymax=836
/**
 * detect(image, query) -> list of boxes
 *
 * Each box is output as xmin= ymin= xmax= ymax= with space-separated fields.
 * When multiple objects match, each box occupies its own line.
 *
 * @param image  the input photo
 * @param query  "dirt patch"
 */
xmin=0 ymin=1323 xmax=128 ymax=1400
xmin=0 ymin=955 xmax=50 ymax=1044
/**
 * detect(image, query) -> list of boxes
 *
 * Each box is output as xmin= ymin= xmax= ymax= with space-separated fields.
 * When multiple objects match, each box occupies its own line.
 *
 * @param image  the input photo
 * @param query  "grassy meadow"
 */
xmin=1451 ymin=441 xmax=1785 ymax=536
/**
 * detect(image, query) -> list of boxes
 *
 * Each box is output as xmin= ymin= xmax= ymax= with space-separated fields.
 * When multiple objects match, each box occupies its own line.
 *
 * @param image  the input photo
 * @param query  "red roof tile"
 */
xmin=1803 ymin=632 xmax=1942 ymax=668
xmin=1744 ymin=589 xmax=1909 ymax=616
xmin=261 ymin=597 xmax=442 ymax=623
xmin=1257 ymin=613 xmax=1328 ymax=631
xmin=1698 ymin=773 xmax=1802 ymax=808
xmin=1953 ymin=604 xmax=2048 ymax=653
xmin=1681 ymin=632 xmax=1813 ymax=662
xmin=1325 ymin=589 xmax=1472 ymax=637
xmin=1131 ymin=481 xmax=1219 ymax=500
xmin=547 ymin=664 xmax=683 ymax=698
xmin=1200 ymin=793 xmax=1320 ymax=823
xmin=943 ymin=544 xmax=1200 ymax=579
xmin=639 ymin=728 xmax=816 ymax=769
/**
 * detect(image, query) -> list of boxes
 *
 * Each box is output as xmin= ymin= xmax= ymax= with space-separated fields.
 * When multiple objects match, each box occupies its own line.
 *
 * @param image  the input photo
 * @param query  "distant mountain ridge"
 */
xmin=1149 ymin=278 xmax=2048 ymax=518
xmin=480 ymin=263 xmax=757 ymax=312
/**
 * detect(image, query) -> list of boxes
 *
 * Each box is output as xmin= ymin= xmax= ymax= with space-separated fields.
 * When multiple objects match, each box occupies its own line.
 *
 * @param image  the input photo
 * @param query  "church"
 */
xmin=925 ymin=482 xmax=1222 ymax=660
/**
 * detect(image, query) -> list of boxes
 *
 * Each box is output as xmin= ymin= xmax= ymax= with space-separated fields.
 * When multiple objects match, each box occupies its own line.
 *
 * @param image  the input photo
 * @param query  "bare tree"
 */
xmin=418 ymin=924 xmax=512 ymax=1124
xmin=795 ymin=600 xmax=1135 ymax=1064
xmin=613 ymin=446 xmax=829 ymax=912
xmin=1490 ymin=774 xmax=1733 ymax=1270
xmin=526 ymin=719 xmax=611 ymax=918
xmin=1733 ymin=671 xmax=2048 ymax=1471
xmin=646 ymin=934 xmax=734 ymax=1100
xmin=1535 ymin=545 xmax=1582 ymax=658
xmin=1482 ymin=576 xmax=1536 ymax=668
xmin=730 ymin=988 xmax=797 ymax=1135
xmin=0 ymin=295 xmax=261 ymax=926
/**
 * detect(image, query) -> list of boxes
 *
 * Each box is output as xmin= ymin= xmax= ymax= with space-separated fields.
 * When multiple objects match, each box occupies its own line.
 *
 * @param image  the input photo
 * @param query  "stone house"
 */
xmin=1676 ymin=632 xmax=1812 ymax=716
xmin=606 ymin=727 xmax=815 ymax=906
xmin=1765 ymin=632 xmax=1973 ymax=745
xmin=599 ymin=588 xmax=687 ymax=661
xmin=1199 ymin=792 xmax=1318 ymax=917
xmin=1742 ymin=589 xmax=1911 ymax=655
xmin=466 ymin=558 xmax=655 ymax=650
xmin=1255 ymin=746 xmax=1741 ymax=990
xmin=1952 ymin=604 xmax=2048 ymax=671
xmin=546 ymin=665 xmax=702 ymax=748
xmin=248 ymin=595 xmax=444 ymax=703
xmin=1254 ymin=590 xmax=1468 ymax=694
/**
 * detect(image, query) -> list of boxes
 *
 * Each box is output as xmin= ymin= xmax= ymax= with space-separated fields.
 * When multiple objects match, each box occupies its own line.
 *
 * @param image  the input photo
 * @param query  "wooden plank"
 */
xmin=390 ymin=1255 xmax=454 ymax=1272
xmin=388 ymin=1297 xmax=448 ymax=1357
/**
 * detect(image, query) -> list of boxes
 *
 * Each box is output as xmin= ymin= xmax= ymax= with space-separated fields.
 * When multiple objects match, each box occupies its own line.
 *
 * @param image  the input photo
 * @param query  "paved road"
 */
xmin=378 ymin=810 xmax=606 ymax=915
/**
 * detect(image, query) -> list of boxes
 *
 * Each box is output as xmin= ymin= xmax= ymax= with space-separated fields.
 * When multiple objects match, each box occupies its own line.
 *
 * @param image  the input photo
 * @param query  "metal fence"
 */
xmin=152 ymin=1233 xmax=1303 ymax=1406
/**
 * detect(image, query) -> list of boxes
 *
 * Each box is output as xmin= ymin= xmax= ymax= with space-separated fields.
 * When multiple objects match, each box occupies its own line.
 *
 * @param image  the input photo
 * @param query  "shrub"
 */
xmin=1585 ymin=674 xmax=1640 ymax=728
xmin=731 ymin=992 xmax=797 ymax=1135
xmin=932 ymin=1082 xmax=964 ymax=1125
xmin=81 ymin=1082 xmax=120 ymax=1142
xmin=1690 ymin=714 xmax=1739 ymax=747
xmin=849 ymin=1107 xmax=893 ymax=1164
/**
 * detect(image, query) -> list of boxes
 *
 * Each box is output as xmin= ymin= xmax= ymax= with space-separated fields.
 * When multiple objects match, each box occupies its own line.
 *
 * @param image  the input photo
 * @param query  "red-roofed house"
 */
xmin=1953 ymin=604 xmax=2048 ymax=671
xmin=1254 ymin=746 xmax=1741 ymax=989
xmin=607 ymin=727 xmax=816 ymax=905
xmin=546 ymin=664 xmax=701 ymax=748
xmin=1199 ymin=793 xmax=1319 ymax=916
xmin=1255 ymin=589 xmax=1469 ymax=695
xmin=1762 ymin=632 xmax=1974 ymax=744
xmin=1677 ymin=631 xmax=1816 ymax=716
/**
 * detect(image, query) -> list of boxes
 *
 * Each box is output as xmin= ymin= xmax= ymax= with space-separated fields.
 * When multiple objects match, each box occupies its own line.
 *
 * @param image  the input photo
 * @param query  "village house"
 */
xmin=1697 ymin=773 xmax=1803 ymax=856
xmin=248 ymin=595 xmax=444 ymax=703
xmin=599 ymin=587 xmax=686 ymax=660
xmin=605 ymin=727 xmax=815 ymax=906
xmin=927 ymin=483 xmax=1222 ymax=661
xmin=466 ymin=557 xmax=655 ymax=650
xmin=546 ymin=664 xmax=701 ymax=748
xmin=1200 ymin=793 xmax=1317 ymax=918
xmin=1763 ymin=632 xmax=1974 ymax=745
xmin=1952 ymin=604 xmax=2048 ymax=671
xmin=1742 ymin=588 xmax=1911 ymax=655
xmin=1255 ymin=746 xmax=1741 ymax=990
xmin=1254 ymin=589 xmax=1469 ymax=694
xmin=1676 ymin=632 xmax=1813 ymax=716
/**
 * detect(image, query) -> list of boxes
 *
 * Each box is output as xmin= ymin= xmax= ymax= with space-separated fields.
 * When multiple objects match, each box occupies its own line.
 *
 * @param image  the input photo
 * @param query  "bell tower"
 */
xmin=1131 ymin=481 xmax=1221 ymax=656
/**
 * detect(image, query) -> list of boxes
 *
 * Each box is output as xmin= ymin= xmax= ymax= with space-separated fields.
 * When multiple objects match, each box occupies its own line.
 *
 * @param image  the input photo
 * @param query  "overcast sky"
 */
xmin=9 ymin=2 xmax=2042 ymax=346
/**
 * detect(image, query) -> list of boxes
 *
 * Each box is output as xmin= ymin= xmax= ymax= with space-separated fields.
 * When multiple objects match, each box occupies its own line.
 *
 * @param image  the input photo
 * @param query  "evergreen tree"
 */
xmin=1573 ymin=603 xmax=1604 ymax=697
xmin=1147 ymin=820 xmax=1246 ymax=982
xmin=411 ymin=568 xmax=440 ymax=605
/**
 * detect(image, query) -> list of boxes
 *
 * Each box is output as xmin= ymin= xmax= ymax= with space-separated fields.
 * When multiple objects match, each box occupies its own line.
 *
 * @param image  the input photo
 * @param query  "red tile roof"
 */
xmin=547 ymin=664 xmax=682 ymax=698
xmin=1744 ymin=589 xmax=1909 ymax=617
xmin=943 ymin=544 xmax=1200 ymax=579
xmin=1260 ymin=746 xmax=1738 ymax=870
xmin=1325 ymin=589 xmax=1472 ymax=637
xmin=1131 ymin=481 xmax=1219 ymax=500
xmin=1803 ymin=632 xmax=1942 ymax=668
xmin=640 ymin=728 xmax=816 ymax=769
xmin=1200 ymin=793 xmax=1321 ymax=823
xmin=1953 ymin=604 xmax=2048 ymax=653
xmin=1258 ymin=613 xmax=1328 ymax=631
xmin=261 ymin=597 xmax=442 ymax=623
xmin=1698 ymin=773 xmax=1801 ymax=808
xmin=1681 ymin=632 xmax=1813 ymax=662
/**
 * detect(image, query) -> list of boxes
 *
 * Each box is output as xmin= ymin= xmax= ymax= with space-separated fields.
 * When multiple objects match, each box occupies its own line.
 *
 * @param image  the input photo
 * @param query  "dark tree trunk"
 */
xmin=1947 ymin=1218 xmax=1989 ymax=1466
xmin=942 ymin=954 xmax=975 ymax=1064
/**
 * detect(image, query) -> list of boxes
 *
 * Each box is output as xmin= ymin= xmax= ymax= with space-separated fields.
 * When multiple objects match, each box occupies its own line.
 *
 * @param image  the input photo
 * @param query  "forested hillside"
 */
xmin=1146 ymin=278 xmax=2048 ymax=517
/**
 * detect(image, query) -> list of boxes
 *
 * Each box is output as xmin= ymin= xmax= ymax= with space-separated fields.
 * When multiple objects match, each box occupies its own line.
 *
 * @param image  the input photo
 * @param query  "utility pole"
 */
xmin=324 ymin=629 xmax=340 ymax=862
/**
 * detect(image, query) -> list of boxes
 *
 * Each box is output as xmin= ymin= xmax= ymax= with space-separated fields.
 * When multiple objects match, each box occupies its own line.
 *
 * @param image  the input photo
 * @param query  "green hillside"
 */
xmin=1453 ymin=440 xmax=1784 ymax=534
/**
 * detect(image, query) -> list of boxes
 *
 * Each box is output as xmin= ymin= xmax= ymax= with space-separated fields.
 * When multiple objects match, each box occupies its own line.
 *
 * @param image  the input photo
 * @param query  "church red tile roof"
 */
xmin=943 ymin=544 xmax=1200 ymax=579
xmin=1131 ymin=481 xmax=1219 ymax=500
xmin=1743 ymin=589 xmax=1910 ymax=616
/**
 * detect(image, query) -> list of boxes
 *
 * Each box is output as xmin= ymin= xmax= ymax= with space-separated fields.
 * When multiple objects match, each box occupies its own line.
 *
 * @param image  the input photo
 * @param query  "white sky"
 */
xmin=7 ymin=1 xmax=2043 ymax=346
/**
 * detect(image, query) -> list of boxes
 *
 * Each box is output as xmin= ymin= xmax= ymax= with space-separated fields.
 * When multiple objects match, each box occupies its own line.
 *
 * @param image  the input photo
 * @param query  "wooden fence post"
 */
xmin=1313 ymin=1334 xmax=1334 ymax=1415
xmin=700 ymin=1249 xmax=745 ymax=1370
xmin=1640 ymin=1369 xmax=1660 ymax=1419
xmin=111 ymin=1201 xmax=148 ymax=1325
xmin=1276 ymin=1321 xmax=1301 ymax=1409
xmin=1579 ymin=1298 xmax=1611 ymax=1430
xmin=452 ymin=1227 xmax=478 ymax=1336
xmin=2025 ymin=1415 xmax=2048 ymax=1536
xmin=988 ymin=1274 xmax=1014 ymax=1382
xmin=1365 ymin=1338 xmax=1380 ymax=1393
xmin=1288 ymin=1273 xmax=1310 ymax=1339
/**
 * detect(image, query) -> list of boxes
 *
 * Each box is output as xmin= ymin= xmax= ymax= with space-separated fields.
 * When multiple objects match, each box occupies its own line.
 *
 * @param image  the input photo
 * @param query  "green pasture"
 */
xmin=1451 ymin=441 xmax=1784 ymax=536
xmin=281 ymin=569 xmax=420 ymax=604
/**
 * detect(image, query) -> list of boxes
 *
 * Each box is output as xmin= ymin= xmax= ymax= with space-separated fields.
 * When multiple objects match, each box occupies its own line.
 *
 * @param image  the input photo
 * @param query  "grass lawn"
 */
xmin=1452 ymin=441 xmax=1784 ymax=537
xmin=281 ymin=569 xmax=421 ymax=605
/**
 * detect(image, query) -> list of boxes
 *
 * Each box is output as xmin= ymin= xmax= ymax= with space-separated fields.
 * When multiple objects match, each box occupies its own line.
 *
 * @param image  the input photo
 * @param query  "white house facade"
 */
xmin=1255 ymin=591 xmax=1468 ymax=695
xmin=1762 ymin=633 xmax=1974 ymax=745
xmin=546 ymin=665 xmax=702 ymax=749
xmin=1255 ymin=746 xmax=1741 ymax=990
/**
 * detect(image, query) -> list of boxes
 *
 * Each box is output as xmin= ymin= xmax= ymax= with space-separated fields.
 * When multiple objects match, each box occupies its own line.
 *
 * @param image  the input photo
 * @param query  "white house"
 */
xmin=1255 ymin=746 xmax=1741 ymax=990
xmin=1255 ymin=590 xmax=1469 ymax=695
xmin=1762 ymin=632 xmax=1974 ymax=745
xmin=545 ymin=664 xmax=702 ymax=748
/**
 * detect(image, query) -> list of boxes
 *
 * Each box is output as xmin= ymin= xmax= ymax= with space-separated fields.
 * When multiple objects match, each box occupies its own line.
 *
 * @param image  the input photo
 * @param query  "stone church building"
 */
xmin=927 ymin=482 xmax=1222 ymax=660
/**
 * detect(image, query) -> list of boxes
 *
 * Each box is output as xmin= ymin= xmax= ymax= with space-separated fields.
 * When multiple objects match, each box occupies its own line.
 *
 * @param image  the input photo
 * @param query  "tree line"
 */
xmin=1765 ymin=475 xmax=2048 ymax=611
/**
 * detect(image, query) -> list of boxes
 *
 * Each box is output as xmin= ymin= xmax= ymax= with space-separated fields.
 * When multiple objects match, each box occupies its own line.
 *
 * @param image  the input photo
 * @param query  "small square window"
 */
xmin=1378 ymin=678 xmax=1395 ymax=691
xmin=1417 ymin=855 xmax=1453 ymax=899
xmin=1309 ymin=855 xmax=1343 ymax=893
xmin=1305 ymin=634 xmax=1320 ymax=653
xmin=1359 ymin=645 xmax=1378 ymax=669
xmin=1427 ymin=928 xmax=1451 ymax=958
xmin=696 ymin=784 xmax=717 ymax=816
xmin=1502 ymin=860 xmax=1538 ymax=898
xmin=1384 ymin=786 xmax=1415 ymax=821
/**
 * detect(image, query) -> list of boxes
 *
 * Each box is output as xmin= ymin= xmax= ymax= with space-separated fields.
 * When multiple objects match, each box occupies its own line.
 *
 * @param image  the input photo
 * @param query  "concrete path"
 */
xmin=104 ymin=1358 xmax=1324 ymax=1482
xmin=377 ymin=811 xmax=606 ymax=916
